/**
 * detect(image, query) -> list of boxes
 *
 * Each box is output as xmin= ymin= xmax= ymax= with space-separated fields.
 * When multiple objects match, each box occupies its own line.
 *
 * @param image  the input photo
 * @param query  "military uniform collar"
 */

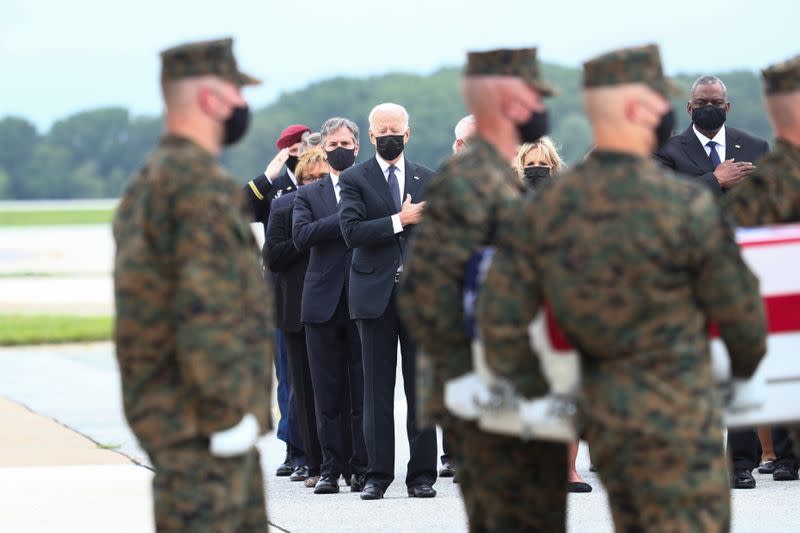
xmin=160 ymin=133 xmax=216 ymax=160
xmin=775 ymin=138 xmax=800 ymax=159
xmin=589 ymin=149 xmax=650 ymax=164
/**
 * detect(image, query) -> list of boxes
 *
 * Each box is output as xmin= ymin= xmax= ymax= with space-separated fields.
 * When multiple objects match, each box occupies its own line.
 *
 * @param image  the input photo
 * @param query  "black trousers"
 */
xmin=441 ymin=436 xmax=451 ymax=464
xmin=305 ymin=292 xmax=367 ymax=478
xmin=729 ymin=426 xmax=797 ymax=471
xmin=357 ymin=287 xmax=437 ymax=490
xmin=284 ymin=328 xmax=322 ymax=475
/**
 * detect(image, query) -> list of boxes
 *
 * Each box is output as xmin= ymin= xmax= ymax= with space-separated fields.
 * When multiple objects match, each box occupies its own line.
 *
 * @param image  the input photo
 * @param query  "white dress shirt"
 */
xmin=693 ymin=124 xmax=726 ymax=164
xmin=375 ymin=154 xmax=406 ymax=234
xmin=330 ymin=171 xmax=341 ymax=204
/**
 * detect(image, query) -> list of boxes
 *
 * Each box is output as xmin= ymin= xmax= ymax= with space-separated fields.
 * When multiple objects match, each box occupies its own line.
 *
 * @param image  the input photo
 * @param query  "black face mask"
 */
xmin=523 ymin=165 xmax=552 ymax=190
xmin=691 ymin=105 xmax=726 ymax=131
xmin=517 ymin=110 xmax=549 ymax=143
xmin=654 ymin=109 xmax=675 ymax=151
xmin=375 ymin=134 xmax=405 ymax=161
xmin=223 ymin=105 xmax=251 ymax=146
xmin=326 ymin=146 xmax=356 ymax=172
xmin=285 ymin=155 xmax=299 ymax=173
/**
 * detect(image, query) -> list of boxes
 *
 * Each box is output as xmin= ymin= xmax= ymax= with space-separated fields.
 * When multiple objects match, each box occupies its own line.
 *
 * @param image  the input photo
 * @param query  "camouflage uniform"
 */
xmin=113 ymin=38 xmax=272 ymax=532
xmin=477 ymin=45 xmax=767 ymax=532
xmin=724 ymin=55 xmax=800 ymax=459
xmin=398 ymin=48 xmax=567 ymax=532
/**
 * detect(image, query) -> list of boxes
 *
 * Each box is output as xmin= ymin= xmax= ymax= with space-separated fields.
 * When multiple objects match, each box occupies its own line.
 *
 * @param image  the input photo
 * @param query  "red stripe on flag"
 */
xmin=546 ymin=293 xmax=800 ymax=352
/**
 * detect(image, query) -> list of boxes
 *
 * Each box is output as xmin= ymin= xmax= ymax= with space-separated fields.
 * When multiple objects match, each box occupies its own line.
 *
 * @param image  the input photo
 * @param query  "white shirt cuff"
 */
xmin=391 ymin=214 xmax=403 ymax=234
xmin=264 ymin=172 xmax=273 ymax=184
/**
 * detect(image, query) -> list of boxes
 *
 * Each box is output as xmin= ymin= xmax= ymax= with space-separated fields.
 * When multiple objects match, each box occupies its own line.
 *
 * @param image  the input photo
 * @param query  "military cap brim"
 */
xmin=465 ymin=47 xmax=559 ymax=97
xmin=583 ymin=44 xmax=681 ymax=98
xmin=161 ymin=37 xmax=261 ymax=87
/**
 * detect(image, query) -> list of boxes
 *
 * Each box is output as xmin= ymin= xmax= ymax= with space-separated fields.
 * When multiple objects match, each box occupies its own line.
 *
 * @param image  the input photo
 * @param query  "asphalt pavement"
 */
xmin=1 ymin=343 xmax=798 ymax=532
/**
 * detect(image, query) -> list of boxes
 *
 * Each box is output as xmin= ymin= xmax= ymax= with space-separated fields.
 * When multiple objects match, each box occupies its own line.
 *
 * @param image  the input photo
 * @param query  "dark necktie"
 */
xmin=387 ymin=165 xmax=401 ymax=212
xmin=707 ymin=140 xmax=721 ymax=168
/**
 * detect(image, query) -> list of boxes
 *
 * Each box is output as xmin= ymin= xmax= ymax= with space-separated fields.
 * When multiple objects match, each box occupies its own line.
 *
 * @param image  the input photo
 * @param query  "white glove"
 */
xmin=209 ymin=413 xmax=259 ymax=458
xmin=727 ymin=377 xmax=766 ymax=414
xmin=445 ymin=373 xmax=492 ymax=420
xmin=519 ymin=395 xmax=577 ymax=443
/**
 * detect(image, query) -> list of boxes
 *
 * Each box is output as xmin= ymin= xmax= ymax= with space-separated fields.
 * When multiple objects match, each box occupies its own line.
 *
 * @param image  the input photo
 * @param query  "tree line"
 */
xmin=0 ymin=65 xmax=772 ymax=200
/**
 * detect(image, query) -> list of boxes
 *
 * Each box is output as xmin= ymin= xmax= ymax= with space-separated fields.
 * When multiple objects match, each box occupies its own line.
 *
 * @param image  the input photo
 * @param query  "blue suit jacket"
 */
xmin=338 ymin=156 xmax=434 ymax=320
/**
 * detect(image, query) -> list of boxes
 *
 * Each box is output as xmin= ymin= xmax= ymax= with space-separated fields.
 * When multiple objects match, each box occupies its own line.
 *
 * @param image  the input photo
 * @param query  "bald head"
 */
xmin=766 ymin=91 xmax=800 ymax=137
xmin=453 ymin=115 xmax=476 ymax=153
xmin=583 ymin=83 xmax=669 ymax=155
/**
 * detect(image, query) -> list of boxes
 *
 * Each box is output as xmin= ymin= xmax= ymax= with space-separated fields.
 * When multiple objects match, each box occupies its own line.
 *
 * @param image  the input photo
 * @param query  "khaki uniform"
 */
xmin=477 ymin=45 xmax=767 ymax=532
xmin=113 ymin=38 xmax=272 ymax=532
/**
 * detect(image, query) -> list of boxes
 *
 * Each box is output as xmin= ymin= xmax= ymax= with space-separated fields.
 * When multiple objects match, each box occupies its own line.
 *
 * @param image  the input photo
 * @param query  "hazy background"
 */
xmin=1 ymin=0 xmax=797 ymax=198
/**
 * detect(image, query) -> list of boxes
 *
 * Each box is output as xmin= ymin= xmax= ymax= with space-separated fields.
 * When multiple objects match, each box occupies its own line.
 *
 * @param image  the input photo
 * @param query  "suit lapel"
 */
xmin=365 ymin=157 xmax=397 ymax=213
xmin=680 ymin=126 xmax=714 ymax=173
xmin=725 ymin=127 xmax=740 ymax=161
xmin=403 ymin=160 xmax=423 ymax=201
xmin=318 ymin=176 xmax=337 ymax=216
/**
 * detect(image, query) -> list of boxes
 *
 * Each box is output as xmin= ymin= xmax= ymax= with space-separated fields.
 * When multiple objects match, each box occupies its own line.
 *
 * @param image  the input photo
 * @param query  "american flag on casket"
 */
xmin=453 ymin=224 xmax=800 ymax=435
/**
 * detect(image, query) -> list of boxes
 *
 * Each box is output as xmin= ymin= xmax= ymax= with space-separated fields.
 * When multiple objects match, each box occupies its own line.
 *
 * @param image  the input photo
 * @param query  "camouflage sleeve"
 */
xmin=476 ymin=198 xmax=549 ymax=398
xmin=399 ymin=176 xmax=485 ymax=360
xmin=398 ymin=176 xmax=486 ymax=426
xmin=689 ymin=190 xmax=767 ymax=378
xmin=173 ymin=194 xmax=254 ymax=433
xmin=725 ymin=168 xmax=800 ymax=226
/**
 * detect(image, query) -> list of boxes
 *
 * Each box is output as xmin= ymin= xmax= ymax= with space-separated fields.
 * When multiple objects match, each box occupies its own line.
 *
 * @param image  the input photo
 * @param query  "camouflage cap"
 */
xmin=582 ymin=44 xmax=681 ymax=97
xmin=464 ymin=47 xmax=558 ymax=97
xmin=160 ymin=37 xmax=260 ymax=86
xmin=762 ymin=55 xmax=800 ymax=95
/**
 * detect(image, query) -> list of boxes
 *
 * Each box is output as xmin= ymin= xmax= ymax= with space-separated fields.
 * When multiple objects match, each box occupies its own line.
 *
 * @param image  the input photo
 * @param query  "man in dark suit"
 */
xmin=293 ymin=117 xmax=368 ymax=495
xmin=655 ymin=75 xmax=773 ymax=490
xmin=654 ymin=75 xmax=767 ymax=196
xmin=242 ymin=123 xmax=311 ymax=476
xmin=338 ymin=103 xmax=437 ymax=500
xmin=265 ymin=149 xmax=329 ymax=487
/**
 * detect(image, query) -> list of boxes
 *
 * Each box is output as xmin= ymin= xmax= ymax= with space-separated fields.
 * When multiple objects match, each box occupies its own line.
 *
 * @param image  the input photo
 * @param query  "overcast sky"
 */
xmin=2 ymin=0 xmax=797 ymax=131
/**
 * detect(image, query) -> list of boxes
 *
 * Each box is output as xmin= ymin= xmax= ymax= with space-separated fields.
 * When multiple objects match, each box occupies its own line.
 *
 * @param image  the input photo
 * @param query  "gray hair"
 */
xmin=299 ymin=131 xmax=322 ymax=154
xmin=320 ymin=117 xmax=360 ymax=144
xmin=368 ymin=103 xmax=409 ymax=129
xmin=454 ymin=115 xmax=476 ymax=140
xmin=690 ymin=75 xmax=728 ymax=100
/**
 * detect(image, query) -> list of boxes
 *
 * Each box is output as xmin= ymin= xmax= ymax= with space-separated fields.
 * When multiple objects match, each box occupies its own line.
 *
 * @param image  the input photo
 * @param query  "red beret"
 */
xmin=276 ymin=124 xmax=312 ymax=149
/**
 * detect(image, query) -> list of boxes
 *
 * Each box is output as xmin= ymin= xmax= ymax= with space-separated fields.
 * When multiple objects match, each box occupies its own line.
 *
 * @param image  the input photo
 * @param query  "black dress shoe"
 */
xmin=731 ymin=469 xmax=756 ymax=489
xmin=350 ymin=474 xmax=367 ymax=493
xmin=439 ymin=461 xmax=455 ymax=477
xmin=276 ymin=449 xmax=293 ymax=477
xmin=568 ymin=481 xmax=593 ymax=493
xmin=773 ymin=464 xmax=799 ymax=481
xmin=313 ymin=475 xmax=340 ymax=494
xmin=290 ymin=465 xmax=309 ymax=481
xmin=758 ymin=460 xmax=776 ymax=474
xmin=408 ymin=483 xmax=437 ymax=498
xmin=360 ymin=483 xmax=385 ymax=500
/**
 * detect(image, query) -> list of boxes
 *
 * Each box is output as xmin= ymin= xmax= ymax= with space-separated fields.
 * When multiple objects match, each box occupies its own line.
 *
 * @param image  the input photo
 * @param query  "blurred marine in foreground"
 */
xmin=477 ymin=44 xmax=766 ymax=532
xmin=113 ymin=37 xmax=273 ymax=532
xmin=398 ymin=47 xmax=569 ymax=530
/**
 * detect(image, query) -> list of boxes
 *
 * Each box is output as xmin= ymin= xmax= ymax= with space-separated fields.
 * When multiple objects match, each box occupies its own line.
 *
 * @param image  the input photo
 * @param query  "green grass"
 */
xmin=0 ymin=314 xmax=113 ymax=346
xmin=0 ymin=209 xmax=113 ymax=226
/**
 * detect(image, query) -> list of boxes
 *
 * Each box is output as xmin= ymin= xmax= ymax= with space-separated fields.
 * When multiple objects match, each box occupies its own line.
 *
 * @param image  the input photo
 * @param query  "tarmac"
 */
xmin=1 ymin=342 xmax=799 ymax=532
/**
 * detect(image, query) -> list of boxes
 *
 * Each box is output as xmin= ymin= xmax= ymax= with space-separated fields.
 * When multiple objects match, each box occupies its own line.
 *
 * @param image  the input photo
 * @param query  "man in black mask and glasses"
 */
xmin=338 ymin=103 xmax=437 ymax=500
xmin=655 ymin=75 xmax=768 ymax=196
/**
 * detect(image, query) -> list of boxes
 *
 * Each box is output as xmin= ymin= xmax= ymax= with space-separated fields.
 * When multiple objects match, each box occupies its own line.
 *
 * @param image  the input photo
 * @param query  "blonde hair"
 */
xmin=294 ymin=147 xmax=329 ymax=181
xmin=514 ymin=136 xmax=566 ymax=177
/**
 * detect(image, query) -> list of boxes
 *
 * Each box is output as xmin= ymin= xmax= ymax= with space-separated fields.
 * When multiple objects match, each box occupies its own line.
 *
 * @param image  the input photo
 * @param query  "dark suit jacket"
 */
xmin=654 ymin=125 xmax=769 ymax=196
xmin=242 ymin=170 xmax=298 ymax=228
xmin=265 ymin=191 xmax=307 ymax=333
xmin=293 ymin=175 xmax=352 ymax=324
xmin=338 ymin=156 xmax=434 ymax=320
